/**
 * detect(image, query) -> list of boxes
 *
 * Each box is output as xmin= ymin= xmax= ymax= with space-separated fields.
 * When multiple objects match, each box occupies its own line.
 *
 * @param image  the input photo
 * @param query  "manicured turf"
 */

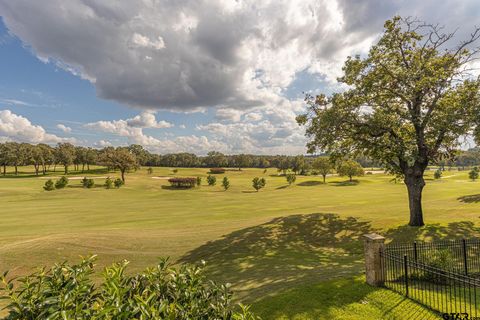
xmin=1 ymin=166 xmax=480 ymax=318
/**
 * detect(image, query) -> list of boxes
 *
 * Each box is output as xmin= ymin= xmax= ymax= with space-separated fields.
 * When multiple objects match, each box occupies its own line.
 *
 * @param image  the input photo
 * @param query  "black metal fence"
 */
xmin=385 ymin=239 xmax=480 ymax=276
xmin=381 ymin=239 xmax=480 ymax=316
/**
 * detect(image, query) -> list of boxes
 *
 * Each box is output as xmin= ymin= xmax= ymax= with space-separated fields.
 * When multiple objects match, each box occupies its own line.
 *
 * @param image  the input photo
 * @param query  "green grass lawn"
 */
xmin=1 ymin=166 xmax=480 ymax=319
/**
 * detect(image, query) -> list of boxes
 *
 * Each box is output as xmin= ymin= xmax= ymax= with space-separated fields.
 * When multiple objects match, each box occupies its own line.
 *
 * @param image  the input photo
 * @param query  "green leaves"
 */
xmin=0 ymin=256 xmax=260 ymax=320
xmin=299 ymin=16 xmax=480 ymax=177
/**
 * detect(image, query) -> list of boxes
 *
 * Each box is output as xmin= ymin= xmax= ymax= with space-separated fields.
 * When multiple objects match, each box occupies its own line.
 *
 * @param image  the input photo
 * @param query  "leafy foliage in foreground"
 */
xmin=0 ymin=256 xmax=259 ymax=320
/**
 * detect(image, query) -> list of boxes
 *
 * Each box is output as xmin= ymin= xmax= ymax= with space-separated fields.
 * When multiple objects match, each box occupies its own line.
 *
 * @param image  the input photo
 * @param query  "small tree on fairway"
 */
xmin=43 ymin=179 xmax=55 ymax=191
xmin=147 ymin=167 xmax=153 ymax=175
xmin=196 ymin=176 xmax=202 ymax=186
xmin=312 ymin=157 xmax=333 ymax=183
xmin=297 ymin=17 xmax=480 ymax=226
xmin=252 ymin=177 xmax=266 ymax=192
xmin=172 ymin=169 xmax=178 ymax=174
xmin=207 ymin=175 xmax=216 ymax=186
xmin=105 ymin=177 xmax=113 ymax=189
xmin=114 ymin=178 xmax=124 ymax=188
xmin=336 ymin=160 xmax=364 ymax=182
xmin=81 ymin=177 xmax=95 ymax=188
xmin=434 ymin=169 xmax=442 ymax=179
xmin=469 ymin=167 xmax=479 ymax=181
xmin=286 ymin=173 xmax=296 ymax=185
xmin=55 ymin=176 xmax=69 ymax=189
xmin=222 ymin=177 xmax=230 ymax=190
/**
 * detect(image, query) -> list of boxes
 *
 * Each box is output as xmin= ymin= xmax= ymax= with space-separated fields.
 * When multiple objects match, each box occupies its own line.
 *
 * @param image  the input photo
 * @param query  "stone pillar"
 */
xmin=364 ymin=233 xmax=385 ymax=286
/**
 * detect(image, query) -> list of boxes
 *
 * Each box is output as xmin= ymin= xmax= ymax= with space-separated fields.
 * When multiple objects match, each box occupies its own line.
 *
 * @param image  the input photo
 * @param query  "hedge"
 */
xmin=168 ymin=177 xmax=197 ymax=188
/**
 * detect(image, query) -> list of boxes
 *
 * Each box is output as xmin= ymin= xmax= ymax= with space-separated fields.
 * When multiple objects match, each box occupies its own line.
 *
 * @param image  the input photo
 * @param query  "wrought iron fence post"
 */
xmin=463 ymin=238 xmax=468 ymax=275
xmin=414 ymin=241 xmax=418 ymax=262
xmin=403 ymin=254 xmax=409 ymax=297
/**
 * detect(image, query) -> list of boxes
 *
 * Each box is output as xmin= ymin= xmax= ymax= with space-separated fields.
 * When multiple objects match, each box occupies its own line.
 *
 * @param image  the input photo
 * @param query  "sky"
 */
xmin=0 ymin=0 xmax=479 ymax=155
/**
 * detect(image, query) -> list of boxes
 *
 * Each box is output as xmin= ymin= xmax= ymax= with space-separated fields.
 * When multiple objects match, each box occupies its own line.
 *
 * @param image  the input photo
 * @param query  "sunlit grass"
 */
xmin=1 ymin=166 xmax=480 ymax=318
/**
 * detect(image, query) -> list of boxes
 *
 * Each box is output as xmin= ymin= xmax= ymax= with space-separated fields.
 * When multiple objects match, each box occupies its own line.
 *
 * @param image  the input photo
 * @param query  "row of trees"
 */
xmin=0 ymin=142 xmax=138 ymax=182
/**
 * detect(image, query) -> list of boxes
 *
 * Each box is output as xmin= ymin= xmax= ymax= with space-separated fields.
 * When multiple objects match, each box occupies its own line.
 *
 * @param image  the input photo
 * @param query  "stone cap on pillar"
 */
xmin=363 ymin=233 xmax=385 ymax=242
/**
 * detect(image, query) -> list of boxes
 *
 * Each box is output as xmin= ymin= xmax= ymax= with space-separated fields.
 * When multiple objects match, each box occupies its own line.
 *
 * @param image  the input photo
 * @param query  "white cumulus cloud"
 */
xmin=0 ymin=110 xmax=75 ymax=144
xmin=56 ymin=124 xmax=72 ymax=133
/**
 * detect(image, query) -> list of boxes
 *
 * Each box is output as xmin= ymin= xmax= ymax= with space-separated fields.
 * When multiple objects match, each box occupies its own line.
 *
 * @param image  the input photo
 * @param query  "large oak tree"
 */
xmin=297 ymin=17 xmax=480 ymax=226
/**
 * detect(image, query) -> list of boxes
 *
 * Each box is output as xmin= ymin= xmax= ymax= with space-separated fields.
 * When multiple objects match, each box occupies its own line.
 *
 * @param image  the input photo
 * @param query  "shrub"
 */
xmin=207 ymin=175 xmax=217 ymax=186
xmin=114 ymin=178 xmax=124 ymax=188
xmin=147 ymin=167 xmax=153 ymax=174
xmin=222 ymin=176 xmax=230 ymax=190
xmin=0 ymin=256 xmax=259 ymax=320
xmin=434 ymin=169 xmax=442 ymax=179
xmin=252 ymin=177 xmax=266 ymax=192
xmin=209 ymin=168 xmax=226 ymax=174
xmin=172 ymin=168 xmax=178 ymax=174
xmin=81 ymin=177 xmax=95 ymax=188
xmin=196 ymin=176 xmax=202 ymax=186
xmin=286 ymin=173 xmax=296 ymax=185
xmin=168 ymin=177 xmax=197 ymax=188
xmin=43 ymin=179 xmax=55 ymax=191
xmin=105 ymin=177 xmax=114 ymax=189
xmin=55 ymin=176 xmax=69 ymax=189
xmin=263 ymin=168 xmax=267 ymax=174
xmin=469 ymin=167 xmax=479 ymax=181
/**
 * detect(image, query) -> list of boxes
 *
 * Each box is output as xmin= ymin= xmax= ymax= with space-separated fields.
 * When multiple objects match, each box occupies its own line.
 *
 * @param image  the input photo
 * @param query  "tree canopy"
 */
xmin=298 ymin=16 xmax=480 ymax=226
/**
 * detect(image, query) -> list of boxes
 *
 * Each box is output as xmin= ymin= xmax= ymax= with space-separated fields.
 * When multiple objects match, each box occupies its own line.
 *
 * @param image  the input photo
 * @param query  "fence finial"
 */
xmin=364 ymin=233 xmax=385 ymax=286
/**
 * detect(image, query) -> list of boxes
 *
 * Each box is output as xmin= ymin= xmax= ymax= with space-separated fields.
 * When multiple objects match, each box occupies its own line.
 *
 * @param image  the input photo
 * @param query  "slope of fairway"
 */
xmin=1 ymin=166 xmax=480 ymax=318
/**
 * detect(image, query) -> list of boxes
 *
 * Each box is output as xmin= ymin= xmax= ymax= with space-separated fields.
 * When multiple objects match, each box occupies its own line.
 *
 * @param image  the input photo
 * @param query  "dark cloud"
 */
xmin=1 ymin=0 xmax=479 ymax=113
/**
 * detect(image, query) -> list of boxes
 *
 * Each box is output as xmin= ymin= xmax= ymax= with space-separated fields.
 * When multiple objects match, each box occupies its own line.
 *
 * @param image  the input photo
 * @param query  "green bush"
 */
xmin=469 ymin=167 xmax=479 ymax=181
xmin=43 ymin=179 xmax=55 ymax=191
xmin=207 ymin=175 xmax=217 ymax=186
xmin=0 ymin=256 xmax=259 ymax=320
xmin=196 ymin=176 xmax=202 ymax=186
xmin=172 ymin=168 xmax=178 ymax=174
xmin=147 ymin=167 xmax=153 ymax=175
xmin=222 ymin=176 xmax=230 ymax=190
xmin=114 ymin=178 xmax=124 ymax=188
xmin=286 ymin=173 xmax=296 ymax=185
xmin=55 ymin=176 xmax=69 ymax=189
xmin=434 ymin=169 xmax=442 ymax=179
xmin=81 ymin=177 xmax=95 ymax=188
xmin=252 ymin=177 xmax=266 ymax=192
xmin=105 ymin=177 xmax=114 ymax=189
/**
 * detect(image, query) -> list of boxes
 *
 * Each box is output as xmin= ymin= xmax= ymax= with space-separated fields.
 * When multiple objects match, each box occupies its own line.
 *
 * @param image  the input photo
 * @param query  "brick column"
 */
xmin=363 ymin=233 xmax=385 ymax=286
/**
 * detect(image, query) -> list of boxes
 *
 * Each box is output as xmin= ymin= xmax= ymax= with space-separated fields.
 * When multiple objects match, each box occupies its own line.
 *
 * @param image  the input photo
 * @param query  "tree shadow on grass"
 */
xmin=385 ymin=221 xmax=480 ymax=244
xmin=457 ymin=194 xmax=480 ymax=203
xmin=297 ymin=181 xmax=323 ymax=187
xmin=67 ymin=185 xmax=106 ymax=189
xmin=329 ymin=180 xmax=360 ymax=187
xmin=178 ymin=213 xmax=374 ymax=301
xmin=275 ymin=185 xmax=289 ymax=190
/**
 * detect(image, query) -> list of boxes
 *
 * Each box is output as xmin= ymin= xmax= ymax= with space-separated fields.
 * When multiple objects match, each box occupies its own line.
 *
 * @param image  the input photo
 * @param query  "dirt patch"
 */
xmin=151 ymin=176 xmax=172 ymax=180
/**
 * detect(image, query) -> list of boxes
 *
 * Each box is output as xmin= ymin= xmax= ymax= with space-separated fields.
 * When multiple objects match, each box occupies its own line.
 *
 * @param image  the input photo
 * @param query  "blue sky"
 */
xmin=0 ymin=1 xmax=479 ymax=154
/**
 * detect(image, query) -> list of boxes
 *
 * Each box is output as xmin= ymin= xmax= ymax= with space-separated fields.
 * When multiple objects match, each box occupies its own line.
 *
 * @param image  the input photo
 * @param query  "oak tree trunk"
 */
xmin=404 ymin=172 xmax=425 ymax=226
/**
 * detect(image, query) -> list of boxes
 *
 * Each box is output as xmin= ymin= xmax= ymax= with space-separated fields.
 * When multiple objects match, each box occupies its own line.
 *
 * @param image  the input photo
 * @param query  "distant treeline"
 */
xmin=1 ymin=142 xmax=479 ymax=175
